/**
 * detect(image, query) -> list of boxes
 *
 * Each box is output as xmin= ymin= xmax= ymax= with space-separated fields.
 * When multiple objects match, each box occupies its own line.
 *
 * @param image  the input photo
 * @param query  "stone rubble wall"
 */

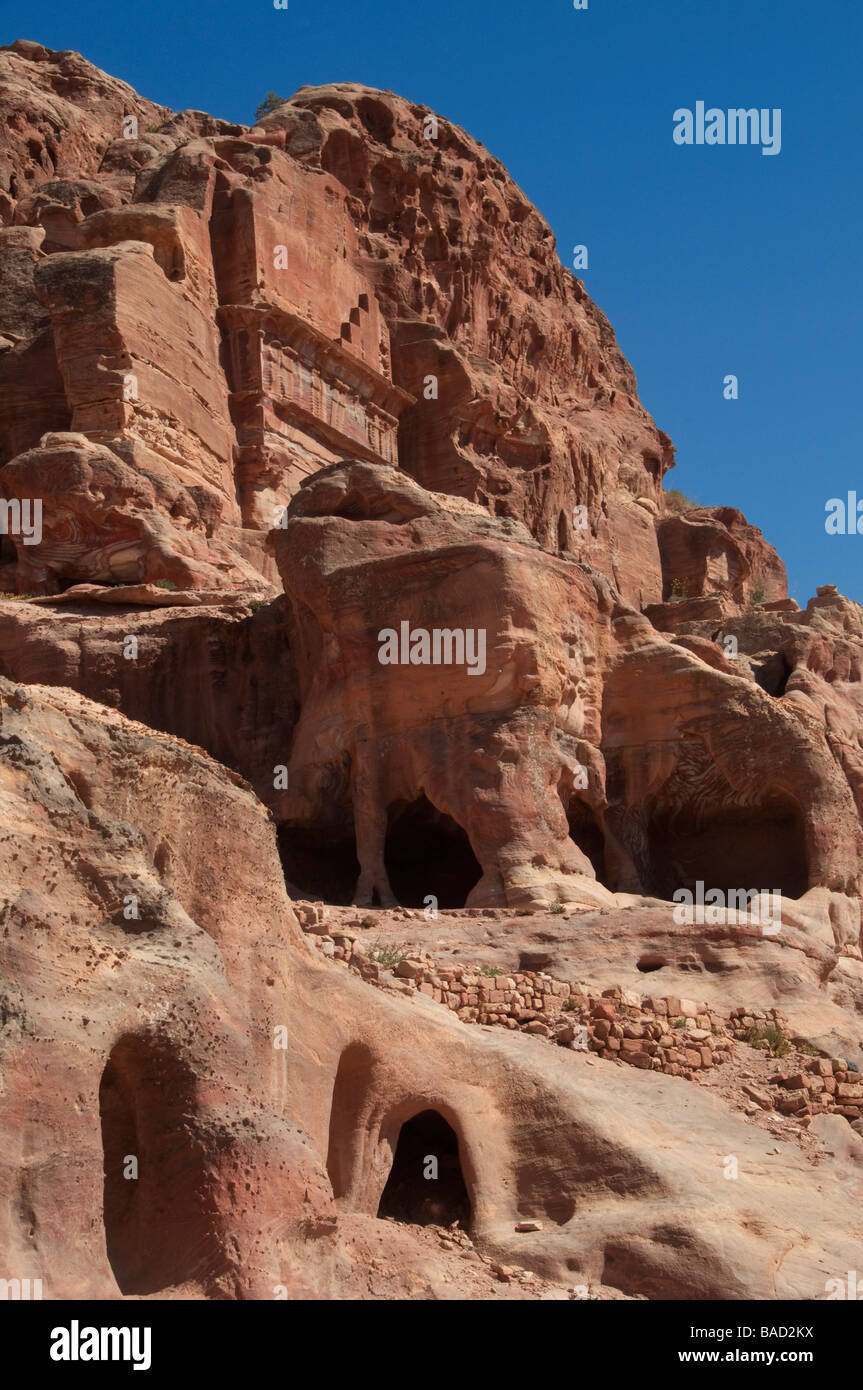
xmin=295 ymin=901 xmax=861 ymax=1126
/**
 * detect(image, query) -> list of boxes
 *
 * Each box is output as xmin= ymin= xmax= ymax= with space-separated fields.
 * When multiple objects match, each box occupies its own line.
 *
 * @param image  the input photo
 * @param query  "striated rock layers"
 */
xmin=2 ymin=41 xmax=863 ymax=1302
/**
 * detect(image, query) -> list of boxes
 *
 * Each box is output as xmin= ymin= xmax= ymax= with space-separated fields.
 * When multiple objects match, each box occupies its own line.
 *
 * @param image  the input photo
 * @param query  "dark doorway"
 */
xmin=384 ymin=795 xmax=481 ymax=908
xmin=378 ymin=1109 xmax=470 ymax=1228
xmin=644 ymin=800 xmax=809 ymax=901
xmin=567 ymin=799 xmax=608 ymax=884
xmin=99 ymin=1034 xmax=218 ymax=1295
xmin=753 ymin=652 xmax=791 ymax=697
xmin=278 ymin=824 xmax=360 ymax=905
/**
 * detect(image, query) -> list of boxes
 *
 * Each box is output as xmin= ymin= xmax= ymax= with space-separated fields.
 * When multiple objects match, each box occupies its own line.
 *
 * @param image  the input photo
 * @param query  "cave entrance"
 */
xmin=644 ymin=800 xmax=809 ymax=901
xmin=567 ymin=799 xmax=609 ymax=884
xmin=753 ymin=652 xmax=792 ymax=697
xmin=384 ymin=794 xmax=481 ymax=908
xmin=377 ymin=1110 xmax=470 ymax=1228
xmin=99 ymin=1034 xmax=217 ymax=1295
xmin=278 ymin=824 xmax=360 ymax=906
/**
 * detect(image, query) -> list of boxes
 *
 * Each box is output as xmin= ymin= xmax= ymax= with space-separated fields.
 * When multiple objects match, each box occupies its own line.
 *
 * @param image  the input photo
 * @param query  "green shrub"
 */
xmin=549 ymin=900 xmax=565 ymax=915
xmin=154 ymin=578 xmax=177 ymax=591
xmin=255 ymin=92 xmax=289 ymax=122
xmin=664 ymin=489 xmax=698 ymax=515
xmin=367 ymin=942 xmax=408 ymax=968
xmin=743 ymin=1022 xmax=791 ymax=1057
xmin=478 ymin=964 xmax=500 ymax=977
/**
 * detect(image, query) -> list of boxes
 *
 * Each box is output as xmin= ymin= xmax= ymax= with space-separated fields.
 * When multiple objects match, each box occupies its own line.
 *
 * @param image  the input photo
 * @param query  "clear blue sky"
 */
xmin=3 ymin=0 xmax=861 ymax=604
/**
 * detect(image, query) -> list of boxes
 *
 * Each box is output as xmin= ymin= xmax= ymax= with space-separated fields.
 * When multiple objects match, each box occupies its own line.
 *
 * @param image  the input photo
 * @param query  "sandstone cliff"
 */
xmin=1 ymin=40 xmax=862 ymax=1303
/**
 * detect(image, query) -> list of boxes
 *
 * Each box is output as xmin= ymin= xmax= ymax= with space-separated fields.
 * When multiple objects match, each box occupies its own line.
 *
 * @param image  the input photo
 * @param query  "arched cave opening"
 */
xmin=277 ymin=824 xmax=360 ymax=906
xmin=644 ymin=800 xmax=809 ymax=902
xmin=637 ymin=953 xmax=667 ymax=973
xmin=384 ymin=795 xmax=482 ymax=908
xmin=753 ymin=652 xmax=792 ymax=697
xmin=99 ymin=1034 xmax=218 ymax=1296
xmin=378 ymin=1109 xmax=470 ymax=1228
xmin=567 ymin=799 xmax=609 ymax=885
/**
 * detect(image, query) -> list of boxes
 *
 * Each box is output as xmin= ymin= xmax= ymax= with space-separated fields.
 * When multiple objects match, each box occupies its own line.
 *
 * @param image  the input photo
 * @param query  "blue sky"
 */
xmin=3 ymin=0 xmax=861 ymax=603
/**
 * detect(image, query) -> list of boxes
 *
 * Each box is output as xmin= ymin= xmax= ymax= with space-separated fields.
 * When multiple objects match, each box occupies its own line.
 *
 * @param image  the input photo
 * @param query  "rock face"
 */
xmin=271 ymin=460 xmax=615 ymax=910
xmin=273 ymin=83 xmax=676 ymax=606
xmin=2 ymin=41 xmax=863 ymax=1304
xmin=656 ymin=506 xmax=788 ymax=606
xmin=3 ymin=676 xmax=862 ymax=1303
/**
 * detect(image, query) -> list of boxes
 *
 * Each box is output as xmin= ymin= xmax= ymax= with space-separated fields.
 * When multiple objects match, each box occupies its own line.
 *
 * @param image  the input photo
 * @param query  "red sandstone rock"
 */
xmin=657 ymin=506 xmax=787 ymax=606
xmin=1 ymin=40 xmax=863 ymax=1306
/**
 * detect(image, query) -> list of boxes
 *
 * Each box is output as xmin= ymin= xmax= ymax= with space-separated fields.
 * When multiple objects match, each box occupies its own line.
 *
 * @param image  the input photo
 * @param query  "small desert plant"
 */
xmin=749 ymin=585 xmax=766 ymax=606
xmin=664 ymin=489 xmax=698 ymax=515
xmin=562 ymin=997 xmax=580 ymax=1012
xmin=0 ymin=591 xmax=33 ymax=601
xmin=255 ymin=92 xmax=289 ymax=122
xmin=154 ymin=578 xmax=178 ymax=591
xmin=549 ymin=900 xmax=565 ymax=915
xmin=367 ymin=942 xmax=408 ymax=968
xmin=672 ymin=1018 xmax=686 ymax=1029
xmin=247 ymin=598 xmax=270 ymax=613
xmin=669 ymin=577 xmax=688 ymax=602
xmin=795 ymin=1041 xmax=821 ymax=1057
xmin=744 ymin=1023 xmax=791 ymax=1057
xmin=478 ymin=964 xmax=500 ymax=977
xmin=359 ymin=914 xmax=378 ymax=930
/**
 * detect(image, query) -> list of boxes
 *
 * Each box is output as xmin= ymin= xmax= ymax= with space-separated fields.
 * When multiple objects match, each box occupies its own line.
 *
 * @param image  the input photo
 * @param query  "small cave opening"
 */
xmin=636 ymin=953 xmax=667 ymax=973
xmin=557 ymin=510 xmax=568 ymax=552
xmin=99 ymin=1034 xmax=217 ymax=1296
xmin=377 ymin=1110 xmax=470 ymax=1228
xmin=644 ymin=800 xmax=809 ymax=902
xmin=384 ymin=795 xmax=482 ymax=908
xmin=567 ymin=800 xmax=609 ymax=885
xmin=277 ymin=824 xmax=360 ymax=906
xmin=753 ymin=652 xmax=792 ymax=697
